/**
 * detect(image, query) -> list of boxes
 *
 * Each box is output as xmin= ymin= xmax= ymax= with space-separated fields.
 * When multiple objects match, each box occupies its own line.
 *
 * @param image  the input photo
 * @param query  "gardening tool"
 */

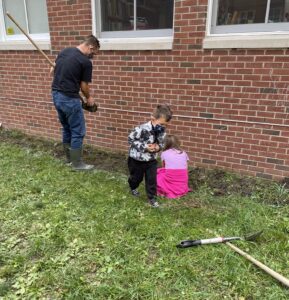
xmin=177 ymin=231 xmax=289 ymax=288
xmin=176 ymin=230 xmax=263 ymax=248
xmin=6 ymin=12 xmax=54 ymax=68
xmin=225 ymin=242 xmax=289 ymax=288
xmin=6 ymin=12 xmax=98 ymax=113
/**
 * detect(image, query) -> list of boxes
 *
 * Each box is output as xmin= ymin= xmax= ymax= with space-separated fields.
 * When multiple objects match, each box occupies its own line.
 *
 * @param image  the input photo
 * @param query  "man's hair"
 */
xmin=163 ymin=135 xmax=183 ymax=152
xmin=152 ymin=104 xmax=172 ymax=122
xmin=82 ymin=35 xmax=100 ymax=49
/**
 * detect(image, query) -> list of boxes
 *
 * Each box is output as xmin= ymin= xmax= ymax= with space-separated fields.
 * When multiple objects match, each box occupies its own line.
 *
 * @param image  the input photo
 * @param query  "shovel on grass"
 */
xmin=176 ymin=230 xmax=263 ymax=248
xmin=177 ymin=230 xmax=289 ymax=288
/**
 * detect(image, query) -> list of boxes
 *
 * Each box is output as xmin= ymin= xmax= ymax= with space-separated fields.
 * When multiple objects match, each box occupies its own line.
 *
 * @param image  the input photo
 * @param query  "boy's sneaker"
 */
xmin=148 ymin=198 xmax=160 ymax=208
xmin=131 ymin=189 xmax=140 ymax=197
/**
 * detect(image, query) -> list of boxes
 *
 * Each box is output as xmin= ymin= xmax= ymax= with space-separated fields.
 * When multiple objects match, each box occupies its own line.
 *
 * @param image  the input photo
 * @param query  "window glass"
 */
xmin=100 ymin=0 xmax=174 ymax=32
xmin=217 ymin=0 xmax=267 ymax=25
xmin=136 ymin=0 xmax=174 ymax=30
xmin=2 ymin=0 xmax=49 ymax=36
xmin=269 ymin=0 xmax=289 ymax=22
xmin=101 ymin=0 xmax=133 ymax=31
xmin=26 ymin=0 xmax=49 ymax=33
xmin=3 ymin=0 xmax=26 ymax=35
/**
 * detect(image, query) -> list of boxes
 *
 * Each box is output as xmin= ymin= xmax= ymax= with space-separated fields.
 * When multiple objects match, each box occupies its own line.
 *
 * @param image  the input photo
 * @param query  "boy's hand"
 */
xmin=154 ymin=144 xmax=160 ymax=152
xmin=147 ymin=144 xmax=156 ymax=152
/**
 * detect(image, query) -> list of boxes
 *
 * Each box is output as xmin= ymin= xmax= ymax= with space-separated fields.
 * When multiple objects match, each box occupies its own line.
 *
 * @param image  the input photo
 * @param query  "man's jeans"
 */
xmin=52 ymin=91 xmax=86 ymax=149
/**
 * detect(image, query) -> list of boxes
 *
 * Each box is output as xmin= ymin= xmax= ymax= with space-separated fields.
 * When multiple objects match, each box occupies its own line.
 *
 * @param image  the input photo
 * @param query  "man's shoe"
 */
xmin=70 ymin=148 xmax=94 ymax=171
xmin=131 ymin=189 xmax=140 ymax=197
xmin=148 ymin=198 xmax=159 ymax=208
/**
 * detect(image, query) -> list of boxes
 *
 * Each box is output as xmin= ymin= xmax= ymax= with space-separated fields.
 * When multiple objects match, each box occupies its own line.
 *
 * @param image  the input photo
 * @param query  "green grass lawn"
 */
xmin=0 ymin=141 xmax=289 ymax=299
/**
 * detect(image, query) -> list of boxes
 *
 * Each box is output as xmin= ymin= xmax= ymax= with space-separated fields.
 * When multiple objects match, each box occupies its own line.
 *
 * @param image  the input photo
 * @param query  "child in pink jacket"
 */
xmin=157 ymin=135 xmax=190 ymax=199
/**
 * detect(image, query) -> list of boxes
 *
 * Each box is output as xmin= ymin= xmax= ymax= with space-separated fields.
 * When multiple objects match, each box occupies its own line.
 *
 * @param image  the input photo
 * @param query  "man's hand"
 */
xmin=86 ymin=97 xmax=95 ymax=107
xmin=49 ymin=66 xmax=54 ymax=76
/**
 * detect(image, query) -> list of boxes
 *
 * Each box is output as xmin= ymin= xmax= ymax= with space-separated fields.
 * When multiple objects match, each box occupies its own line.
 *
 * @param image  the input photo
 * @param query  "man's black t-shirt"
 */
xmin=52 ymin=47 xmax=92 ymax=98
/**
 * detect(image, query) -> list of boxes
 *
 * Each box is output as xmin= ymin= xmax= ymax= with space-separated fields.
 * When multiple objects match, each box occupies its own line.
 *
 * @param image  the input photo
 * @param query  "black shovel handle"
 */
xmin=176 ymin=240 xmax=202 ymax=248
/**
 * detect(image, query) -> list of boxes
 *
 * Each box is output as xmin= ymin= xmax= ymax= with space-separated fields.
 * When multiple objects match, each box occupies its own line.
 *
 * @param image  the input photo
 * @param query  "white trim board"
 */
xmin=0 ymin=40 xmax=50 ymax=50
xmin=203 ymin=33 xmax=289 ymax=49
xmin=99 ymin=37 xmax=173 ymax=50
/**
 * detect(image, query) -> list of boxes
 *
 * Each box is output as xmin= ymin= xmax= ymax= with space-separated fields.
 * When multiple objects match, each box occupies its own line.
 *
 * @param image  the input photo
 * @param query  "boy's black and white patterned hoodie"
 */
xmin=128 ymin=121 xmax=166 ymax=161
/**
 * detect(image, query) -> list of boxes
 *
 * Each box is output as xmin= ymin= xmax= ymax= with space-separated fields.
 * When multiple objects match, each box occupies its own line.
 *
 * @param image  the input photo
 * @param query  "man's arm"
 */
xmin=80 ymin=81 xmax=94 ymax=106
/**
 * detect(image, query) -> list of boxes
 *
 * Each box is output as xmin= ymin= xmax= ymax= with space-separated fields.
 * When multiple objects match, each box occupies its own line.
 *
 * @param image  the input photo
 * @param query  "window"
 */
xmin=212 ymin=0 xmax=289 ymax=34
xmin=0 ymin=0 xmax=50 ymax=50
xmin=93 ymin=0 xmax=174 ymax=50
xmin=204 ymin=0 xmax=289 ymax=48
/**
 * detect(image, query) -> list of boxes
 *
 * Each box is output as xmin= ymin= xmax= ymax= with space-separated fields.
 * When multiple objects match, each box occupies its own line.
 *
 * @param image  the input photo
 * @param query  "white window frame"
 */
xmin=204 ymin=0 xmax=289 ymax=49
xmin=92 ymin=0 xmax=174 ymax=50
xmin=0 ymin=0 xmax=50 ymax=51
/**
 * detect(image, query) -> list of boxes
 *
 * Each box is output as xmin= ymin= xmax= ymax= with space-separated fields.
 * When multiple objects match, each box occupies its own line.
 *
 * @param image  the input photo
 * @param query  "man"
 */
xmin=51 ymin=35 xmax=100 ymax=171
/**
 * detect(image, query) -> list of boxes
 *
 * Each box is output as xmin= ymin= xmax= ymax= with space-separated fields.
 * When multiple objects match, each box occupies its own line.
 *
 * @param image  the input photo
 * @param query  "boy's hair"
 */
xmin=163 ymin=135 xmax=183 ymax=152
xmin=82 ymin=35 xmax=100 ymax=49
xmin=152 ymin=104 xmax=172 ymax=122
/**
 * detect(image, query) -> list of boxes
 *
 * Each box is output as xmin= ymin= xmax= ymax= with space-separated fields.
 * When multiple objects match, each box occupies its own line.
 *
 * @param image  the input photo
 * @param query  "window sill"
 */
xmin=0 ymin=40 xmax=51 ymax=51
xmin=99 ymin=37 xmax=173 ymax=50
xmin=203 ymin=33 xmax=289 ymax=49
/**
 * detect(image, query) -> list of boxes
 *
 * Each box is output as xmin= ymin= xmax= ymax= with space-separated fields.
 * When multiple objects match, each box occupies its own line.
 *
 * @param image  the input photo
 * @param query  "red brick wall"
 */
xmin=1 ymin=0 xmax=289 ymax=180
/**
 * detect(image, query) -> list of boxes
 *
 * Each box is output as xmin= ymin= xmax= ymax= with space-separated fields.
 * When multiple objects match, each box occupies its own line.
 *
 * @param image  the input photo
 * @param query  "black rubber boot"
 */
xmin=70 ymin=148 xmax=94 ymax=171
xmin=63 ymin=143 xmax=71 ymax=164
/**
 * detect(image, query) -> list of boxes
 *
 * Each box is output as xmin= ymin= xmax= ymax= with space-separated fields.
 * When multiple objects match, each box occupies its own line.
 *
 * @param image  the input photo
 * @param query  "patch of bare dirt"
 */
xmin=1 ymin=128 xmax=288 ymax=205
xmin=188 ymin=168 xmax=259 ymax=197
xmin=0 ymin=128 xmax=128 ymax=174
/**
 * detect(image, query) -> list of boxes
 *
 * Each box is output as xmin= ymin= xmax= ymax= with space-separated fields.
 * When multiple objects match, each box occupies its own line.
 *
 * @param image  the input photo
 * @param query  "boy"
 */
xmin=128 ymin=104 xmax=173 ymax=207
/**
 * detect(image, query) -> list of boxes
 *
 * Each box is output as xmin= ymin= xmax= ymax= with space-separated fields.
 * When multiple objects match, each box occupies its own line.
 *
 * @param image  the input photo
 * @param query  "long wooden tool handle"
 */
xmin=226 ymin=242 xmax=289 ymax=288
xmin=6 ymin=12 xmax=95 ymax=110
xmin=6 ymin=11 xmax=55 ymax=68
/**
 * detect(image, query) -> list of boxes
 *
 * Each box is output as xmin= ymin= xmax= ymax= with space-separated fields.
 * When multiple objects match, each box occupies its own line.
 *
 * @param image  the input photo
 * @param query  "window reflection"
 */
xmin=217 ymin=0 xmax=289 ymax=25
xmin=136 ymin=0 xmax=174 ymax=30
xmin=101 ymin=0 xmax=174 ymax=32
xmin=3 ymin=0 xmax=26 ymax=35
xmin=3 ymin=0 xmax=49 ymax=35
xmin=217 ymin=0 xmax=267 ymax=25
xmin=269 ymin=0 xmax=289 ymax=22
xmin=101 ymin=0 xmax=133 ymax=31
xmin=26 ymin=0 xmax=49 ymax=34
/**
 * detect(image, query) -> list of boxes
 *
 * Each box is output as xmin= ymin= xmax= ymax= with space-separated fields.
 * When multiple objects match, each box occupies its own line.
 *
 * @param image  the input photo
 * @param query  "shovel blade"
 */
xmin=244 ymin=230 xmax=263 ymax=241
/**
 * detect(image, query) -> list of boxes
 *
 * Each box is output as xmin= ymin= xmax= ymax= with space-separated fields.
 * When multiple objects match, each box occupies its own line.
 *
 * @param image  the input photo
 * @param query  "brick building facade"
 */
xmin=1 ymin=0 xmax=289 ymax=180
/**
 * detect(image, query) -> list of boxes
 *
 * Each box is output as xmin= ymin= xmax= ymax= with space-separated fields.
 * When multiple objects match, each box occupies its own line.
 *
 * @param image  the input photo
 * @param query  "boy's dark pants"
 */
xmin=128 ymin=157 xmax=157 ymax=200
